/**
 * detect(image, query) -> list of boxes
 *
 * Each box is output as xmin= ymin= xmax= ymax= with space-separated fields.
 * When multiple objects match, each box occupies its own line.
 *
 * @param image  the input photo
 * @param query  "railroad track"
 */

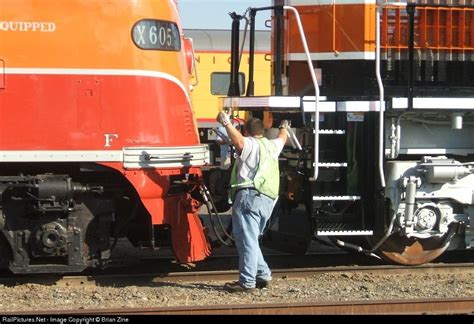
xmin=0 ymin=260 xmax=472 ymax=315
xmin=0 ymin=247 xmax=472 ymax=286
xmin=9 ymin=297 xmax=474 ymax=315
xmin=1 ymin=261 xmax=472 ymax=287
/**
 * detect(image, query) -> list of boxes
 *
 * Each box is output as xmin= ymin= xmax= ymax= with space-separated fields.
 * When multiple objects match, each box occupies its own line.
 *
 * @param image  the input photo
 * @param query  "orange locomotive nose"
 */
xmin=0 ymin=0 xmax=211 ymax=274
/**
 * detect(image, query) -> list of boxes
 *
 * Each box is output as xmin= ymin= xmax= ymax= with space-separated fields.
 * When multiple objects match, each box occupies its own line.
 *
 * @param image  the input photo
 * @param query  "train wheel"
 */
xmin=376 ymin=232 xmax=452 ymax=265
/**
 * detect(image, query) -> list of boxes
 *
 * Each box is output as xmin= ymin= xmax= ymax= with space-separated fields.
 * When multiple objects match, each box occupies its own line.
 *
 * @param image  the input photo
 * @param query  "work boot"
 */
xmin=256 ymin=279 xmax=271 ymax=289
xmin=223 ymin=281 xmax=255 ymax=293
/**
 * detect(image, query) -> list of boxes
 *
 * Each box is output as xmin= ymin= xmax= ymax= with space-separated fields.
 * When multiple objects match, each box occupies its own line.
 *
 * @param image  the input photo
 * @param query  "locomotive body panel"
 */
xmin=284 ymin=0 xmax=376 ymax=61
xmin=0 ymin=0 xmax=199 ymax=149
xmin=0 ymin=73 xmax=197 ymax=149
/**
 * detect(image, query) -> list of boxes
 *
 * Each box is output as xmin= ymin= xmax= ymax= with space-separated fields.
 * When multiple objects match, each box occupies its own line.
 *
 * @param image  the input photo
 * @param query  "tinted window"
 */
xmin=211 ymin=72 xmax=245 ymax=95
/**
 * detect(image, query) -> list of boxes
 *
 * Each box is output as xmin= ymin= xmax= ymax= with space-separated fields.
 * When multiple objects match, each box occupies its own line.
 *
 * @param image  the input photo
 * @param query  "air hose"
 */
xmin=199 ymin=184 xmax=234 ymax=247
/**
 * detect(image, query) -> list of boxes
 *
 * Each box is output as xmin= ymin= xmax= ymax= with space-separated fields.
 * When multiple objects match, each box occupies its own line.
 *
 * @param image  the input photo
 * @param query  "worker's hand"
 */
xmin=279 ymin=120 xmax=290 ymax=129
xmin=216 ymin=111 xmax=231 ymax=126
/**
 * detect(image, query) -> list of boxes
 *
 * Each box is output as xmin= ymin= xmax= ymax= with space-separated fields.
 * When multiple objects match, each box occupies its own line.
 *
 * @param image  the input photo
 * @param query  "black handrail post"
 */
xmin=246 ymin=9 xmax=257 ymax=97
xmin=228 ymin=12 xmax=242 ymax=97
xmin=274 ymin=5 xmax=284 ymax=96
xmin=407 ymin=3 xmax=416 ymax=110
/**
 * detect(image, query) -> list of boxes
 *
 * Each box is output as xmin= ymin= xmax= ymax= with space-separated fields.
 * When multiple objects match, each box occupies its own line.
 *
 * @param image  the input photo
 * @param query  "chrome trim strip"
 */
xmin=123 ymin=145 xmax=210 ymax=169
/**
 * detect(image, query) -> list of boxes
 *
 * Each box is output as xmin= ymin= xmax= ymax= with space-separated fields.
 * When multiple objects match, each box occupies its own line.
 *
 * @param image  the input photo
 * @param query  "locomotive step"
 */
xmin=318 ymin=129 xmax=346 ymax=135
xmin=313 ymin=195 xmax=361 ymax=201
xmin=315 ymin=229 xmax=373 ymax=236
xmin=315 ymin=223 xmax=373 ymax=236
xmin=315 ymin=162 xmax=348 ymax=168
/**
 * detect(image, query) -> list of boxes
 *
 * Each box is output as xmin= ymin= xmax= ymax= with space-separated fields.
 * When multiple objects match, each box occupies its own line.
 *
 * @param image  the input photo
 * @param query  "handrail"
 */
xmin=284 ymin=6 xmax=321 ymax=181
xmin=227 ymin=12 xmax=243 ymax=96
xmin=332 ymin=0 xmax=337 ymax=55
xmin=246 ymin=9 xmax=256 ymax=96
xmin=376 ymin=3 xmax=386 ymax=188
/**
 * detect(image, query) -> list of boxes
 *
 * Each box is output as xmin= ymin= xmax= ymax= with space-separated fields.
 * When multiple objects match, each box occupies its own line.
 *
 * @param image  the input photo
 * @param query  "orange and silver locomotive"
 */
xmin=223 ymin=0 xmax=474 ymax=265
xmin=0 ymin=0 xmax=210 ymax=273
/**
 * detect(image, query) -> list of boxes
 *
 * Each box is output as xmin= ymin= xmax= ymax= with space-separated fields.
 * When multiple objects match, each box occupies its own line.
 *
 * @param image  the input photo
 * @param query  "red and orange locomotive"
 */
xmin=0 ymin=0 xmax=210 ymax=273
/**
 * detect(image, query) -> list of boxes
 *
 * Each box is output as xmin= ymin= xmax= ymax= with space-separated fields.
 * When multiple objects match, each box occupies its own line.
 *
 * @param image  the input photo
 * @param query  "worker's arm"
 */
xmin=216 ymin=111 xmax=245 ymax=154
xmin=214 ymin=127 xmax=231 ymax=145
xmin=224 ymin=123 xmax=245 ymax=154
xmin=225 ymin=119 xmax=290 ymax=153
xmin=277 ymin=128 xmax=289 ymax=144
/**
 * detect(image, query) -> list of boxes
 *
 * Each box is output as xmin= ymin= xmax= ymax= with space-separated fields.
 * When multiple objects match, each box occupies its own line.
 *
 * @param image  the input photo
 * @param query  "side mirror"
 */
xmin=183 ymin=37 xmax=198 ymax=87
xmin=183 ymin=37 xmax=195 ymax=75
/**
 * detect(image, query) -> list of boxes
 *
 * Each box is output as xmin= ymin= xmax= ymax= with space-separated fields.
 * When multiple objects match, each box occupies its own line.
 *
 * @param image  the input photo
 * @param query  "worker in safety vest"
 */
xmin=216 ymin=110 xmax=289 ymax=292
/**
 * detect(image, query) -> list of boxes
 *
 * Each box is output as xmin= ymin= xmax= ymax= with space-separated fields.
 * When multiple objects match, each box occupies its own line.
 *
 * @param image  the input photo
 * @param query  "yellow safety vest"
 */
xmin=229 ymin=137 xmax=279 ymax=202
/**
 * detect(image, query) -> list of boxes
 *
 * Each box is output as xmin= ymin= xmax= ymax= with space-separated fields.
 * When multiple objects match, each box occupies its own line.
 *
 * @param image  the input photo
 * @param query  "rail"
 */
xmin=2 ymin=261 xmax=469 ymax=287
xmin=10 ymin=298 xmax=474 ymax=315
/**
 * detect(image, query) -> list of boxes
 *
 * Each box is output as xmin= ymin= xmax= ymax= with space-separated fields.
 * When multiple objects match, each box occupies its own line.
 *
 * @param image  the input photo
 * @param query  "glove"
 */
xmin=216 ymin=111 xmax=231 ymax=126
xmin=279 ymin=120 xmax=290 ymax=129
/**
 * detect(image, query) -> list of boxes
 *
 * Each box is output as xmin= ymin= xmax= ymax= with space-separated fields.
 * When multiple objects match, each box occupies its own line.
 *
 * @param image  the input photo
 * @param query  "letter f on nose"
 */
xmin=104 ymin=134 xmax=119 ymax=147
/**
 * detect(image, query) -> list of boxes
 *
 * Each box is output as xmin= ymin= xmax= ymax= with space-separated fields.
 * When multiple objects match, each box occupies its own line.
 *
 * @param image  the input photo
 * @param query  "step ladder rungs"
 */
xmin=318 ymin=129 xmax=346 ymax=135
xmin=313 ymin=195 xmax=361 ymax=201
xmin=316 ymin=162 xmax=348 ymax=168
xmin=316 ymin=230 xmax=373 ymax=236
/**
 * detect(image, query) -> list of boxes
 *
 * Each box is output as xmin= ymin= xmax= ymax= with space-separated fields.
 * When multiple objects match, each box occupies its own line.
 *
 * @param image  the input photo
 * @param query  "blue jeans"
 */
xmin=232 ymin=188 xmax=273 ymax=288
